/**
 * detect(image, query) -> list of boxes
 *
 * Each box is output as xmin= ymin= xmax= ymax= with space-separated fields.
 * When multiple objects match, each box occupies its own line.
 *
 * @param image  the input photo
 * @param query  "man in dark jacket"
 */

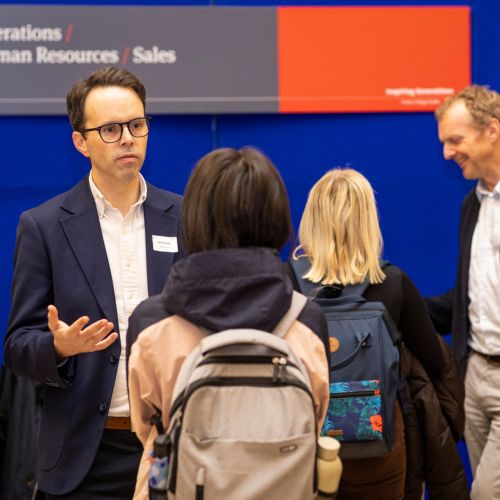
xmin=426 ymin=85 xmax=500 ymax=499
xmin=4 ymin=67 xmax=184 ymax=498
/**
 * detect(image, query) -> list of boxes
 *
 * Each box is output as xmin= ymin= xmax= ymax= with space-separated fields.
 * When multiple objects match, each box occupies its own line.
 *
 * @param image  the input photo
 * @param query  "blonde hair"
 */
xmin=295 ymin=168 xmax=385 ymax=286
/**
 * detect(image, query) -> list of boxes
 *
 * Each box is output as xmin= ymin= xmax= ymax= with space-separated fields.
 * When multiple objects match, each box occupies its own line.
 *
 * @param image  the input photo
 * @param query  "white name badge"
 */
xmin=152 ymin=235 xmax=178 ymax=253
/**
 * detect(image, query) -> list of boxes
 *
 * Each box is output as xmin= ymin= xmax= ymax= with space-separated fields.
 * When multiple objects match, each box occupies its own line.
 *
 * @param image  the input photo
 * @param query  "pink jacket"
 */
xmin=128 ymin=313 xmax=330 ymax=499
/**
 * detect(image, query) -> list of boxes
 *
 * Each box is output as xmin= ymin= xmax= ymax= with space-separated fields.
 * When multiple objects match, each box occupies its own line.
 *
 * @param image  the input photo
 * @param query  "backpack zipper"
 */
xmin=198 ymin=355 xmax=298 ymax=371
xmin=170 ymin=375 xmax=312 ymax=417
xmin=331 ymin=389 xmax=378 ymax=398
xmin=167 ymin=375 xmax=315 ymax=495
xmin=272 ymin=356 xmax=288 ymax=382
xmin=320 ymin=307 xmax=401 ymax=345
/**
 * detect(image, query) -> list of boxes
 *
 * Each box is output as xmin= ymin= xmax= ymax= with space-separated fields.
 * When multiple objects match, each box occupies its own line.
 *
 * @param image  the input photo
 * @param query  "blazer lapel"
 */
xmin=143 ymin=184 xmax=180 ymax=296
xmin=59 ymin=178 xmax=118 ymax=329
xmin=460 ymin=191 xmax=480 ymax=310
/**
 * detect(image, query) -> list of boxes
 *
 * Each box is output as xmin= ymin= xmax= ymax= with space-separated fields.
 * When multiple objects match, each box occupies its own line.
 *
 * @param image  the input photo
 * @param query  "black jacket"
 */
xmin=401 ymin=336 xmax=469 ymax=500
xmin=127 ymin=247 xmax=330 ymax=370
xmin=0 ymin=365 xmax=42 ymax=500
xmin=426 ymin=188 xmax=480 ymax=378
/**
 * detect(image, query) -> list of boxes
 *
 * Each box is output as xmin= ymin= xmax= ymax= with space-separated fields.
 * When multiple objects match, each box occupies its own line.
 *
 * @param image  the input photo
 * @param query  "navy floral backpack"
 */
xmin=290 ymin=257 xmax=402 ymax=460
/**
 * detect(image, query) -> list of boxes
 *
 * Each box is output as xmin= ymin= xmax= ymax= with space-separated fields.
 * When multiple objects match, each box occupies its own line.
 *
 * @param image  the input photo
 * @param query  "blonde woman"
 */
xmin=289 ymin=168 xmax=447 ymax=499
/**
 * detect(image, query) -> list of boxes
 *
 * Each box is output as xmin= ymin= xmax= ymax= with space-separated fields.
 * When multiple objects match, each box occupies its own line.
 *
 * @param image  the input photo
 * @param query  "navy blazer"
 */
xmin=4 ymin=176 xmax=184 ymax=494
xmin=426 ymin=188 xmax=480 ymax=378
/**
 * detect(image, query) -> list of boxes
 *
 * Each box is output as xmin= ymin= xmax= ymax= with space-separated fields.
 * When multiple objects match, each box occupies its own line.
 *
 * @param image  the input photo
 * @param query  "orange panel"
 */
xmin=277 ymin=6 xmax=470 ymax=113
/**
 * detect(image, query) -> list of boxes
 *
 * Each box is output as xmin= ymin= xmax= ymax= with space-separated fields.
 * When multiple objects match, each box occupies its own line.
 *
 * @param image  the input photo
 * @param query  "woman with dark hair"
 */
xmin=128 ymin=147 xmax=330 ymax=499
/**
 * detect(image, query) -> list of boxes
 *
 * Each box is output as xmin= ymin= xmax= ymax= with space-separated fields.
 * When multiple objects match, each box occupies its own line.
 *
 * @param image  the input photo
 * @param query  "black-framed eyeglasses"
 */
xmin=80 ymin=116 xmax=151 ymax=143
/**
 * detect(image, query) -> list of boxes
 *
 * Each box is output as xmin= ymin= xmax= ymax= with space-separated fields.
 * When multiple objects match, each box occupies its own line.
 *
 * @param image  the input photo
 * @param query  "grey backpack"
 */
xmin=165 ymin=292 xmax=319 ymax=500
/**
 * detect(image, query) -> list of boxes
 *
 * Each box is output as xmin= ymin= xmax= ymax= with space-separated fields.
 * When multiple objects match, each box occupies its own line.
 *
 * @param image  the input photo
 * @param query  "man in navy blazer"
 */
xmin=4 ymin=67 xmax=184 ymax=498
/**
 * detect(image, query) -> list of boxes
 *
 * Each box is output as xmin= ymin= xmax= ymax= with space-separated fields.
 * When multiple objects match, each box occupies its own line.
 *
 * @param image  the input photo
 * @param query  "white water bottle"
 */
xmin=316 ymin=436 xmax=342 ymax=498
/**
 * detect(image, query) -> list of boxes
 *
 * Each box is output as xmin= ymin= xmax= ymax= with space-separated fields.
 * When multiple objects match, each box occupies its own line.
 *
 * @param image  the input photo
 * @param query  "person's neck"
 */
xmin=482 ymin=151 xmax=500 ymax=191
xmin=91 ymin=173 xmax=140 ymax=216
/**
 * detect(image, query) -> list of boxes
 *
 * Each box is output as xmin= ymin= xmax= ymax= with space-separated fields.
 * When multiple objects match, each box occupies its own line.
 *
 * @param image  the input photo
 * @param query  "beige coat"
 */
xmin=128 ymin=314 xmax=330 ymax=500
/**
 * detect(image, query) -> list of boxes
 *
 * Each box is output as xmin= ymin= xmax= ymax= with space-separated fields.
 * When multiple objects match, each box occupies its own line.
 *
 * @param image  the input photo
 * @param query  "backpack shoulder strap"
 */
xmin=340 ymin=259 xmax=392 ymax=298
xmin=273 ymin=291 xmax=307 ymax=338
xmin=291 ymin=256 xmax=369 ymax=301
xmin=194 ymin=291 xmax=307 ymax=357
xmin=291 ymin=257 xmax=391 ymax=299
xmin=340 ymin=280 xmax=370 ymax=298
xmin=289 ymin=257 xmax=318 ymax=296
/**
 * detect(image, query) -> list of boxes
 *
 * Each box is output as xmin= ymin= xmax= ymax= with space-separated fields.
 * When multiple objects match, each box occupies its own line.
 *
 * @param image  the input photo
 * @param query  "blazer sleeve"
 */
xmin=4 ymin=211 xmax=70 ymax=388
xmin=398 ymin=271 xmax=445 ymax=379
xmin=425 ymin=289 xmax=455 ymax=335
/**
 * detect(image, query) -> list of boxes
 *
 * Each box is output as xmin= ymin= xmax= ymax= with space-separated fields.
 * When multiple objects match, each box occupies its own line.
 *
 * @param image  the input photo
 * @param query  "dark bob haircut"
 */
xmin=182 ymin=147 xmax=293 ymax=254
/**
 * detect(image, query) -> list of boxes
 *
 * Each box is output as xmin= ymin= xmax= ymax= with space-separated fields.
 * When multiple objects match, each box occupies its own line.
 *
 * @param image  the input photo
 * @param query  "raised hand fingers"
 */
xmin=51 ymin=313 xmax=116 ymax=357
xmin=94 ymin=332 xmax=119 ymax=351
xmin=81 ymin=319 xmax=113 ymax=339
xmin=47 ymin=304 xmax=62 ymax=332
xmin=79 ymin=319 xmax=117 ymax=351
xmin=47 ymin=304 xmax=58 ymax=323
xmin=50 ymin=310 xmax=90 ymax=358
xmin=69 ymin=315 xmax=91 ymax=333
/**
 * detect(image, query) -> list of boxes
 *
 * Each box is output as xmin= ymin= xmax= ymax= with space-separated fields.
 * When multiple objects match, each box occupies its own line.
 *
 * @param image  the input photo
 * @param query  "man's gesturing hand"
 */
xmin=48 ymin=305 xmax=118 ymax=359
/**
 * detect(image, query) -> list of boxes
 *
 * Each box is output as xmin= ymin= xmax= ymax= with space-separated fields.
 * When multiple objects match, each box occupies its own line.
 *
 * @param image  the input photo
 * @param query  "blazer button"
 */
xmin=109 ymin=354 xmax=118 ymax=364
xmin=99 ymin=402 xmax=107 ymax=413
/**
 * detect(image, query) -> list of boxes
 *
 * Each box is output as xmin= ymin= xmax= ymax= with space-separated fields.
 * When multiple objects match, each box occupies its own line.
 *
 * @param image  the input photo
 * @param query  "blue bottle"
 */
xmin=149 ymin=434 xmax=170 ymax=500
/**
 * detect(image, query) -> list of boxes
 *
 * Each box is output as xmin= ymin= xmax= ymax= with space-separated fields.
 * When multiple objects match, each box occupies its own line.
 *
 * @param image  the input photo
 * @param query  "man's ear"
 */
xmin=486 ymin=117 xmax=500 ymax=143
xmin=72 ymin=131 xmax=90 ymax=158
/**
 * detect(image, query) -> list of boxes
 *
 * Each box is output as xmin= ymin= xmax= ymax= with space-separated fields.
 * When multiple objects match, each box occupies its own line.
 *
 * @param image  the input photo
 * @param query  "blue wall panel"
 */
xmin=2 ymin=0 xmax=498 ymax=491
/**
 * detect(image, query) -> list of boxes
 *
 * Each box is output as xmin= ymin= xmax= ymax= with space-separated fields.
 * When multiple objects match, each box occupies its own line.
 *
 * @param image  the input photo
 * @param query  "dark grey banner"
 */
xmin=0 ymin=6 xmax=278 ymax=114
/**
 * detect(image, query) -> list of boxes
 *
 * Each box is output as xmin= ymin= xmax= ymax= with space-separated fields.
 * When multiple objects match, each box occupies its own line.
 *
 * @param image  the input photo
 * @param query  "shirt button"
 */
xmin=109 ymin=354 xmax=118 ymax=364
xmin=99 ymin=402 xmax=107 ymax=413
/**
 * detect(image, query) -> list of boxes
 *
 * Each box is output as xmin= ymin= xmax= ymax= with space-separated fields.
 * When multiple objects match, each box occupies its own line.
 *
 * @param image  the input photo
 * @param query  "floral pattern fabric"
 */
xmin=149 ymin=450 xmax=169 ymax=490
xmin=322 ymin=379 xmax=383 ymax=442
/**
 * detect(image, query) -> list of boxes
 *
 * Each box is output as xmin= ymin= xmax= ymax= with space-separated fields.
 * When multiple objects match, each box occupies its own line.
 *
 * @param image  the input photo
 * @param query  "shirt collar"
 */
xmin=475 ymin=179 xmax=500 ymax=202
xmin=88 ymin=173 xmax=148 ymax=218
